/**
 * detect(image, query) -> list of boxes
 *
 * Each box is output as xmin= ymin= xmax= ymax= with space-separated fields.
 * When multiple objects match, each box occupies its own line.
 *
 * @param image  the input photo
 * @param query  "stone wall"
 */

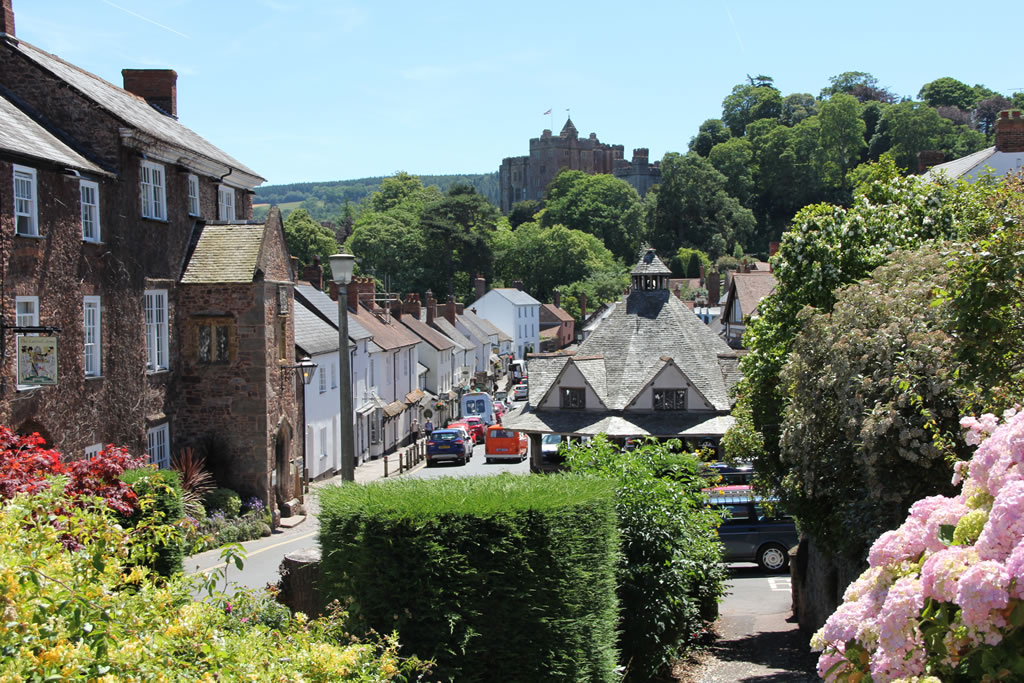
xmin=790 ymin=534 xmax=865 ymax=635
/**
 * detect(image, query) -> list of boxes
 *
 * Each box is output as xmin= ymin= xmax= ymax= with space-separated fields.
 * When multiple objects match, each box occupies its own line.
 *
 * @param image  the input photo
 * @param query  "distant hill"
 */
xmin=253 ymin=173 xmax=499 ymax=222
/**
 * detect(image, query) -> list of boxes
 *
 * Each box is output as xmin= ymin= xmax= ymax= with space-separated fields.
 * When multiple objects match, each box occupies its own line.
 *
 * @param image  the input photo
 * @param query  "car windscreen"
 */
xmin=490 ymin=429 xmax=516 ymax=439
xmin=430 ymin=431 xmax=459 ymax=441
xmin=464 ymin=398 xmax=487 ymax=415
xmin=542 ymin=434 xmax=561 ymax=444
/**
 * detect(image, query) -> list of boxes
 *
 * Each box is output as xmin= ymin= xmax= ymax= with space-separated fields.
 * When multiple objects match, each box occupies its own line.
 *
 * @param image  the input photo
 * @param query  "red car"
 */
xmin=448 ymin=421 xmax=478 ymax=444
xmin=462 ymin=416 xmax=487 ymax=443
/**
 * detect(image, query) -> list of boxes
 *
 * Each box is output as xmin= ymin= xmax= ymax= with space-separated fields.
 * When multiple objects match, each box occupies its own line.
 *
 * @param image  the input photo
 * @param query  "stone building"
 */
xmin=0 ymin=1 xmax=303 ymax=518
xmin=498 ymin=118 xmax=660 ymax=212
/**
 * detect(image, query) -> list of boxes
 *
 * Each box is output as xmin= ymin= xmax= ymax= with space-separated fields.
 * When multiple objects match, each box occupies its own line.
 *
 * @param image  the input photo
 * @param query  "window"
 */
xmin=319 ymin=426 xmax=328 ymax=458
xmin=331 ymin=362 xmax=337 ymax=389
xmin=653 ymin=389 xmax=687 ymax=411
xmin=319 ymin=366 xmax=327 ymax=393
xmin=85 ymin=443 xmax=103 ymax=458
xmin=187 ymin=174 xmax=200 ymax=216
xmin=147 ymin=423 xmax=170 ymax=469
xmin=369 ymin=412 xmax=380 ymax=444
xmin=560 ymin=387 xmax=585 ymax=409
xmin=83 ymin=296 xmax=101 ymax=377
xmin=198 ymin=322 xmax=230 ymax=363
xmin=386 ymin=355 xmax=392 ymax=385
xmin=16 ymin=296 xmax=38 ymax=329
xmin=144 ymin=290 xmax=168 ymax=372
xmin=218 ymin=185 xmax=235 ymax=221
xmin=80 ymin=180 xmax=100 ymax=242
xmin=14 ymin=165 xmax=37 ymax=236
xmin=140 ymin=160 xmax=166 ymax=219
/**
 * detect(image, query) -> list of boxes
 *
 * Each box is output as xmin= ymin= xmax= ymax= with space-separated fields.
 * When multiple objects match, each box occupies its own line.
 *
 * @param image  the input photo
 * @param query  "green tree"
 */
xmin=688 ymin=118 xmax=731 ymax=157
xmin=974 ymin=95 xmax=1012 ymax=137
xmin=368 ymin=171 xmax=440 ymax=212
xmin=818 ymin=93 xmax=866 ymax=191
xmin=721 ymin=81 xmax=784 ymax=137
xmin=508 ymin=199 xmax=543 ymax=228
xmin=820 ymin=71 xmax=897 ymax=103
xmin=346 ymin=211 xmax=428 ymax=294
xmin=868 ymin=101 xmax=956 ymax=171
xmin=668 ymin=247 xmax=712 ymax=278
xmin=541 ymin=170 xmax=646 ymax=262
xmin=420 ymin=184 xmax=500 ymax=298
xmin=750 ymin=116 xmax=825 ymax=239
xmin=649 ymin=152 xmax=755 ymax=257
xmin=708 ymin=137 xmax=756 ymax=206
xmin=282 ymin=208 xmax=339 ymax=270
xmin=918 ymin=76 xmax=977 ymax=111
xmin=779 ymin=93 xmax=817 ymax=126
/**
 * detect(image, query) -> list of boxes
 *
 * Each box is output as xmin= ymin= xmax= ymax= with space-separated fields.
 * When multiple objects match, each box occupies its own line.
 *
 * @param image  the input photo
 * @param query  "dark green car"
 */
xmin=709 ymin=489 xmax=798 ymax=572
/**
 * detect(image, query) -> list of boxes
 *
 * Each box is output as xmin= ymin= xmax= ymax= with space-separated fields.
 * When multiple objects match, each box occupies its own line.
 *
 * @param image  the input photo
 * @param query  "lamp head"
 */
xmin=329 ymin=252 xmax=356 ymax=285
xmin=297 ymin=356 xmax=318 ymax=385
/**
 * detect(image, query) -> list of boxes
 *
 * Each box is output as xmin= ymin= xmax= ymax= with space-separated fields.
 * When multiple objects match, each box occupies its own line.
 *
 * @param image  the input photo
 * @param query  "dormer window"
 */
xmin=561 ymin=387 xmax=585 ymax=409
xmin=653 ymin=389 xmax=686 ymax=410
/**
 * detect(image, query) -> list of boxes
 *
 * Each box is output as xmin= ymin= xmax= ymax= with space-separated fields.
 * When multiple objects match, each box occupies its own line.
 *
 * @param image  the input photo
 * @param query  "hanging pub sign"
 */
xmin=17 ymin=335 xmax=58 ymax=386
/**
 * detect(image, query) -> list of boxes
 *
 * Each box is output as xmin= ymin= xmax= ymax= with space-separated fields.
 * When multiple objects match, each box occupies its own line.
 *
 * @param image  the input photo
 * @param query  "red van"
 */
xmin=484 ymin=425 xmax=528 ymax=463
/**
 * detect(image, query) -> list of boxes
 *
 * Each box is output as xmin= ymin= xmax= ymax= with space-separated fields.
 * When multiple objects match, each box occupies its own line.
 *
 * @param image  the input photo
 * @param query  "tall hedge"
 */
xmin=120 ymin=467 xmax=185 ymax=577
xmin=319 ymin=474 xmax=619 ymax=682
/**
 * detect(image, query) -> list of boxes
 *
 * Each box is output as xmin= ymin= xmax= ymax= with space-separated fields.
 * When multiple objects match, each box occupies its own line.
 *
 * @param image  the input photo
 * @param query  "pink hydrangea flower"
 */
xmin=955 ymin=560 xmax=1010 ymax=631
xmin=920 ymin=497 xmax=969 ymax=553
xmin=975 ymin=479 xmax=1024 ymax=561
xmin=1005 ymin=538 xmax=1024 ymax=599
xmin=868 ymin=517 xmax=928 ymax=567
xmin=921 ymin=546 xmax=977 ymax=603
xmin=870 ymin=577 xmax=926 ymax=680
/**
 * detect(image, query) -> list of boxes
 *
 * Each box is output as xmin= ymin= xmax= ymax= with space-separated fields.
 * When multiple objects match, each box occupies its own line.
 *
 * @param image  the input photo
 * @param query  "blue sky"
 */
xmin=17 ymin=1 xmax=1020 ymax=186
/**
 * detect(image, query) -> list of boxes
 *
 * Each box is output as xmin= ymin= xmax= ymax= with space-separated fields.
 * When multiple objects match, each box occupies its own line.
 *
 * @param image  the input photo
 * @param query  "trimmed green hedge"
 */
xmin=319 ymin=474 xmax=620 ymax=682
xmin=120 ymin=467 xmax=185 ymax=577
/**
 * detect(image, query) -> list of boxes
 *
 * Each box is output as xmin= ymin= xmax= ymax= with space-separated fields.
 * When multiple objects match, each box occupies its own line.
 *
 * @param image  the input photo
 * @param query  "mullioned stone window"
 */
xmin=190 ymin=316 xmax=235 ymax=364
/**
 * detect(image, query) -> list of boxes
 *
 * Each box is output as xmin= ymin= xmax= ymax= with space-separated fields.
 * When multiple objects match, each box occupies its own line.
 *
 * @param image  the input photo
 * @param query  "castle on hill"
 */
xmin=498 ymin=118 xmax=660 ymax=213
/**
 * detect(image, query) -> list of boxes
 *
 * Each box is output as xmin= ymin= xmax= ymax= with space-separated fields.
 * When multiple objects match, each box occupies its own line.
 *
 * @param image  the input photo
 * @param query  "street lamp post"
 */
xmin=329 ymin=252 xmax=357 ymax=482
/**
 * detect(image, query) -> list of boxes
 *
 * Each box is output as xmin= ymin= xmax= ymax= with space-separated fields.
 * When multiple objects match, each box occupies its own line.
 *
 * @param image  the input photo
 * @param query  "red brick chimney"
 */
xmin=917 ymin=150 xmax=945 ymax=173
xmin=122 ymin=69 xmax=178 ymax=117
xmin=346 ymin=278 xmax=361 ymax=311
xmin=707 ymin=271 xmax=721 ymax=306
xmin=474 ymin=274 xmax=486 ymax=301
xmin=579 ymin=292 xmax=587 ymax=320
xmin=444 ymin=295 xmax=456 ymax=325
xmin=426 ymin=291 xmax=436 ymax=326
xmin=512 ymin=280 xmax=524 ymax=291
xmin=389 ymin=297 xmax=402 ymax=321
xmin=553 ymin=288 xmax=561 ymax=309
xmin=1 ymin=0 xmax=15 ymax=37
xmin=403 ymin=293 xmax=421 ymax=319
xmin=995 ymin=110 xmax=1024 ymax=153
xmin=455 ymin=303 xmax=464 ymax=315
xmin=302 ymin=255 xmax=323 ymax=289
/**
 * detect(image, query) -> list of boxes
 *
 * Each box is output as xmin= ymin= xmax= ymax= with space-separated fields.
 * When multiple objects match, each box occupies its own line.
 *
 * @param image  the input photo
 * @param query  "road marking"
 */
xmin=190 ymin=530 xmax=317 ymax=575
xmin=769 ymin=577 xmax=791 ymax=592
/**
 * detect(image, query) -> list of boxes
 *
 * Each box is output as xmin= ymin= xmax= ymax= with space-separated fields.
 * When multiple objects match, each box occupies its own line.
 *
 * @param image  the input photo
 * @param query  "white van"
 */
xmin=509 ymin=359 xmax=527 ymax=383
xmin=460 ymin=391 xmax=495 ymax=425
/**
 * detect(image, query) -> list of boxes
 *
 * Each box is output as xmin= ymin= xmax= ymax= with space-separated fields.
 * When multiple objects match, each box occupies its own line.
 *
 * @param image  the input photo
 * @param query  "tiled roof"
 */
xmin=400 ymin=315 xmax=455 ymax=351
xmin=294 ymin=284 xmax=372 ymax=341
xmin=457 ymin=315 xmax=490 ymax=345
xmin=540 ymin=303 xmax=573 ymax=323
xmin=0 ymin=92 xmax=107 ymax=175
xmin=462 ymin=310 xmax=508 ymax=340
xmin=503 ymin=408 xmax=734 ymax=439
xmin=181 ymin=223 xmax=264 ymax=283
xmin=528 ymin=289 xmax=737 ymax=412
xmin=631 ymin=249 xmax=672 ymax=275
xmin=349 ymin=305 xmax=419 ymax=351
xmin=430 ymin=316 xmax=474 ymax=351
xmin=13 ymin=40 xmax=262 ymax=183
xmin=730 ymin=272 xmax=777 ymax=320
xmin=294 ymin=301 xmax=341 ymax=356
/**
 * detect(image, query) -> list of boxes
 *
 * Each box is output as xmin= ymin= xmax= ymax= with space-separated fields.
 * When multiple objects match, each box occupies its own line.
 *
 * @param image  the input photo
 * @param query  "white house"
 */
xmin=923 ymin=110 xmax=1024 ymax=183
xmin=466 ymin=287 xmax=541 ymax=360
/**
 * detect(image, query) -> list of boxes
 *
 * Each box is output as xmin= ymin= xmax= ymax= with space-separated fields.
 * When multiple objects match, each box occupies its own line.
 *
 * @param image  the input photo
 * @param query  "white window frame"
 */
xmin=14 ymin=165 xmax=38 ymax=236
xmin=218 ymin=184 xmax=236 ymax=221
xmin=187 ymin=174 xmax=200 ymax=216
xmin=85 ymin=443 xmax=103 ymax=458
xmin=144 ymin=290 xmax=169 ymax=372
xmin=147 ymin=423 xmax=170 ymax=469
xmin=83 ymin=296 xmax=101 ymax=377
xmin=15 ymin=296 xmax=40 ymax=391
xmin=331 ymin=362 xmax=337 ymax=389
xmin=80 ymin=179 xmax=100 ymax=242
xmin=140 ymin=160 xmax=166 ymax=220
xmin=319 ymin=365 xmax=327 ymax=393
xmin=319 ymin=426 xmax=328 ymax=458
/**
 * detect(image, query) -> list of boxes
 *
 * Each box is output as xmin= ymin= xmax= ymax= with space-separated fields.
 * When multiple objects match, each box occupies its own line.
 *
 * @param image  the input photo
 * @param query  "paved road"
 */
xmin=680 ymin=565 xmax=819 ymax=682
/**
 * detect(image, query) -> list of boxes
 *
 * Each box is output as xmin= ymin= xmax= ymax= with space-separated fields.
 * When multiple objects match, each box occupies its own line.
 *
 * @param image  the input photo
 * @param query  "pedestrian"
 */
xmin=424 ymin=417 xmax=434 ymax=434
xmin=410 ymin=418 xmax=419 ymax=441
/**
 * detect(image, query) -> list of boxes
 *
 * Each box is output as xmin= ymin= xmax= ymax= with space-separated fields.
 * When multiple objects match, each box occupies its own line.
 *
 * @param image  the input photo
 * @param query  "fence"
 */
xmin=383 ymin=436 xmax=425 ymax=478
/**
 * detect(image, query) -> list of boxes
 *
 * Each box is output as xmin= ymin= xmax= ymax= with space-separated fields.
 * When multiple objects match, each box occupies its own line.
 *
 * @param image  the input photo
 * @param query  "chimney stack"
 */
xmin=403 ymin=293 xmax=421 ymax=319
xmin=302 ymin=255 xmax=323 ymax=290
xmin=1 ymin=0 xmax=14 ymax=37
xmin=474 ymin=274 xmax=486 ymax=301
xmin=426 ymin=290 xmax=435 ymax=326
xmin=707 ymin=271 xmax=721 ymax=306
xmin=122 ymin=69 xmax=178 ymax=117
xmin=995 ymin=110 xmax=1024 ymax=153
xmin=917 ymin=150 xmax=946 ymax=173
xmin=347 ymin=277 xmax=361 ymax=311
xmin=444 ymin=295 xmax=456 ymax=325
xmin=512 ymin=280 xmax=524 ymax=291
xmin=553 ymin=288 xmax=561 ymax=309
xmin=390 ymin=297 xmax=402 ymax=321
xmin=455 ymin=303 xmax=464 ymax=315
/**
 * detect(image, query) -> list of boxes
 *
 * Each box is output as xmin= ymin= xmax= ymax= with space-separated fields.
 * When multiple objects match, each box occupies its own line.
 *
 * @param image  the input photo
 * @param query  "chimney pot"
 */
xmin=122 ymin=69 xmax=178 ymax=117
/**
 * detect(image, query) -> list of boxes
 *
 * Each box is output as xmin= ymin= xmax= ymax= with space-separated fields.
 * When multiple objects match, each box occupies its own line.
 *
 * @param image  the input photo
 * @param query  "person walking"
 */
xmin=424 ymin=417 xmax=434 ymax=435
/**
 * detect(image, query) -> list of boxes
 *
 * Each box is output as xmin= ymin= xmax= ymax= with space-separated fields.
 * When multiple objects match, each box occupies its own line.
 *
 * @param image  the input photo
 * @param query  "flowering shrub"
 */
xmin=814 ymin=409 xmax=1024 ymax=681
xmin=0 ymin=425 xmax=145 ymax=514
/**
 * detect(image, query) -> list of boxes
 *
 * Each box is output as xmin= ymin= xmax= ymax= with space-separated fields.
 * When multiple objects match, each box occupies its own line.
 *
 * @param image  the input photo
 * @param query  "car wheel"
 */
xmin=486 ymin=457 xmax=493 ymax=464
xmin=425 ymin=460 xmax=434 ymax=468
xmin=458 ymin=455 xmax=466 ymax=466
xmin=757 ymin=544 xmax=789 ymax=572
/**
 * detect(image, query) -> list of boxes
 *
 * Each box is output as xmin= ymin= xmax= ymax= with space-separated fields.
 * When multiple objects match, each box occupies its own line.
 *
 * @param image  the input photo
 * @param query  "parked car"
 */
xmin=512 ymin=384 xmax=529 ymax=401
xmin=541 ymin=433 xmax=562 ymax=460
xmin=702 ymin=462 xmax=755 ymax=486
xmin=706 ymin=488 xmax=798 ymax=572
xmin=484 ymin=425 xmax=528 ymax=463
xmin=447 ymin=421 xmax=476 ymax=444
xmin=462 ymin=416 xmax=487 ymax=442
xmin=494 ymin=390 xmax=508 ymax=403
xmin=426 ymin=429 xmax=473 ymax=466
xmin=492 ymin=401 xmax=505 ymax=420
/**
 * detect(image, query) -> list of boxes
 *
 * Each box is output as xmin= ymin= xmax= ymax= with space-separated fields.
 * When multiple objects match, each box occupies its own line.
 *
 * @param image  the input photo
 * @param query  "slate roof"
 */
xmin=506 ymin=409 xmax=735 ymax=439
xmin=12 ymin=40 xmax=262 ymax=182
xmin=526 ymin=289 xmax=737 ymax=412
xmin=560 ymin=117 xmax=578 ymax=138
xmin=457 ymin=315 xmax=491 ymax=346
xmin=0 ymin=92 xmax=108 ymax=175
xmin=294 ymin=284 xmax=372 ymax=341
xmin=294 ymin=301 xmax=342 ymax=356
xmin=349 ymin=306 xmax=418 ymax=351
xmin=480 ymin=288 xmax=541 ymax=307
xmin=400 ymin=315 xmax=454 ymax=352
xmin=181 ymin=223 xmax=264 ymax=283
xmin=631 ymin=249 xmax=672 ymax=275
xmin=429 ymin=316 xmax=474 ymax=352
xmin=922 ymin=146 xmax=996 ymax=182
xmin=463 ymin=309 xmax=510 ymax=341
